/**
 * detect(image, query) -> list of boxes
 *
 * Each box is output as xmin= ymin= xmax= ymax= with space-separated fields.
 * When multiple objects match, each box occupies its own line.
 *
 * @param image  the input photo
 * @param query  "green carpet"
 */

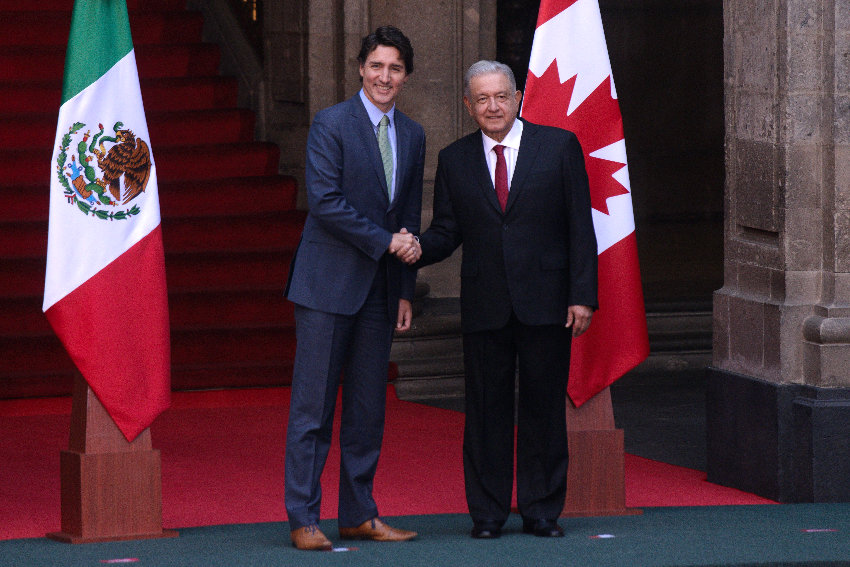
xmin=3 ymin=505 xmax=850 ymax=566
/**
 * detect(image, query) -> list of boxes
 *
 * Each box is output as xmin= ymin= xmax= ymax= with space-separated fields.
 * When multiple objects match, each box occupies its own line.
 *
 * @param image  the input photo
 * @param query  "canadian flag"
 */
xmin=521 ymin=0 xmax=649 ymax=406
xmin=43 ymin=0 xmax=170 ymax=441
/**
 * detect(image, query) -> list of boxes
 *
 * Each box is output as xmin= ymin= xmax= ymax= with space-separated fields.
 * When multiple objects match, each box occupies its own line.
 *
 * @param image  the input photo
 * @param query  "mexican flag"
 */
xmin=522 ymin=0 xmax=650 ymax=406
xmin=43 ymin=0 xmax=170 ymax=441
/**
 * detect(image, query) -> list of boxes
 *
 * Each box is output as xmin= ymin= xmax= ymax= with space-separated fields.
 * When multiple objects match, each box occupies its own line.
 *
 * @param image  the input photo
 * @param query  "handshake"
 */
xmin=388 ymin=227 xmax=421 ymax=265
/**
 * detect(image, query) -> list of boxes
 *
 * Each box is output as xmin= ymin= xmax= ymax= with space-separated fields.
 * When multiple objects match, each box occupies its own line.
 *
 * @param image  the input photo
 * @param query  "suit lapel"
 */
xmin=389 ymin=113 xmax=409 ymax=211
xmin=465 ymin=133 xmax=503 ymax=214
xmin=504 ymin=119 xmax=538 ymax=214
xmin=350 ymin=96 xmax=391 ymax=204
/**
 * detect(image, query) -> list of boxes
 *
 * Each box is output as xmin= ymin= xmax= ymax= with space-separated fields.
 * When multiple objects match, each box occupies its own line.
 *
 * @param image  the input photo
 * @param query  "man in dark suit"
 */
xmin=417 ymin=60 xmax=598 ymax=539
xmin=283 ymin=26 xmax=424 ymax=551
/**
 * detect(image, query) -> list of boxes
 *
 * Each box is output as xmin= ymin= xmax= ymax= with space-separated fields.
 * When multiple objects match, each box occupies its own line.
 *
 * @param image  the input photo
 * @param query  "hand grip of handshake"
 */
xmin=388 ymin=227 xmax=421 ymax=265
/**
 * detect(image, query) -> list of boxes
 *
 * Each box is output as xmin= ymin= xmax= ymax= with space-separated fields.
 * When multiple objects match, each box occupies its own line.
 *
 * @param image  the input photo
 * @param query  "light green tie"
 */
xmin=377 ymin=115 xmax=393 ymax=199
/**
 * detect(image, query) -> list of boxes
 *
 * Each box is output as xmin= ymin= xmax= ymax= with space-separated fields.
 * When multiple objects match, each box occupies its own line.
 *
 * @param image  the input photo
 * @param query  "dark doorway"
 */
xmin=497 ymin=0 xmax=724 ymax=308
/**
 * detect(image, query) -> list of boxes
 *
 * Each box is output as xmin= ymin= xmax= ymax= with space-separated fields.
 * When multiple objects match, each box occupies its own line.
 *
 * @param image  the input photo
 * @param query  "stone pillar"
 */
xmin=371 ymin=0 xmax=496 ymax=296
xmin=303 ymin=0 xmax=495 ymax=296
xmin=710 ymin=0 xmax=850 ymax=502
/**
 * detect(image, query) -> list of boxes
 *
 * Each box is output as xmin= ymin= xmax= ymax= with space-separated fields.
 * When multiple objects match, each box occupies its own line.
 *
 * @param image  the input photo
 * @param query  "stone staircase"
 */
xmin=392 ymin=294 xmax=712 ymax=403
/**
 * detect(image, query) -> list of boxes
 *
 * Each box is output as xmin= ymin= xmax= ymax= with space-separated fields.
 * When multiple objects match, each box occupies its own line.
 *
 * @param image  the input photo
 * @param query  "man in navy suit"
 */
xmin=283 ymin=26 xmax=424 ymax=551
xmin=417 ymin=60 xmax=598 ymax=539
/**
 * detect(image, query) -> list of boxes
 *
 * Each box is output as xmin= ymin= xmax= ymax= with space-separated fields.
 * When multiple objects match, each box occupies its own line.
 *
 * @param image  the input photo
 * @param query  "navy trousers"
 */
xmin=284 ymin=270 xmax=395 ymax=530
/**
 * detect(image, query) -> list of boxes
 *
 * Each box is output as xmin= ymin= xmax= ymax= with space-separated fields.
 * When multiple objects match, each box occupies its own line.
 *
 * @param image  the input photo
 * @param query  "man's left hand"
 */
xmin=396 ymin=299 xmax=413 ymax=332
xmin=565 ymin=305 xmax=593 ymax=337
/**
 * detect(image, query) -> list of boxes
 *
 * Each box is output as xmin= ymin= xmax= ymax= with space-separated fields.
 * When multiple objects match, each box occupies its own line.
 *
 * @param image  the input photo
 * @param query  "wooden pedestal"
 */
xmin=562 ymin=387 xmax=641 ymax=517
xmin=47 ymin=376 xmax=178 ymax=543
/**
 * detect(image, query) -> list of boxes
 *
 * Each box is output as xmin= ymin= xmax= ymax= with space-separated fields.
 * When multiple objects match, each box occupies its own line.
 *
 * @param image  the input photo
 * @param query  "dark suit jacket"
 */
xmin=418 ymin=119 xmax=597 ymax=333
xmin=285 ymin=94 xmax=425 ymax=318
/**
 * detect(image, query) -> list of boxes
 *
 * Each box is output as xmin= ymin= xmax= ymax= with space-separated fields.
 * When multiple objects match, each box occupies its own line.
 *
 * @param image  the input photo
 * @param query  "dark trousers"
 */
xmin=462 ymin=313 xmax=571 ymax=527
xmin=284 ymin=270 xmax=394 ymax=530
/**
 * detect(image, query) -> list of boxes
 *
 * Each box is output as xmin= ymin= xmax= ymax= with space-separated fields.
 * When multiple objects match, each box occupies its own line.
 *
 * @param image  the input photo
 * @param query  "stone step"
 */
xmin=390 ymin=296 xmax=714 ymax=402
xmin=646 ymin=309 xmax=712 ymax=352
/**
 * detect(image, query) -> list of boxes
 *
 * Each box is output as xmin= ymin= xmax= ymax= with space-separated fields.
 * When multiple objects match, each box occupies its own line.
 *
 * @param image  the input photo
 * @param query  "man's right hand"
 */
xmin=565 ymin=305 xmax=593 ymax=337
xmin=388 ymin=228 xmax=421 ymax=265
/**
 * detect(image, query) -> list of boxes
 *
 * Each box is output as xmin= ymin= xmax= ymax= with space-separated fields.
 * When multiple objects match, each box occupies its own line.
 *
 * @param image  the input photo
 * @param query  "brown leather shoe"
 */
xmin=290 ymin=525 xmax=333 ymax=550
xmin=338 ymin=517 xmax=417 ymax=541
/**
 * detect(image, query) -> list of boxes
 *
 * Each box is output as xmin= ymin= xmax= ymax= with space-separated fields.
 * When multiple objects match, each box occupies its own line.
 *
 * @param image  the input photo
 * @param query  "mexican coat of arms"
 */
xmin=55 ymin=121 xmax=152 ymax=221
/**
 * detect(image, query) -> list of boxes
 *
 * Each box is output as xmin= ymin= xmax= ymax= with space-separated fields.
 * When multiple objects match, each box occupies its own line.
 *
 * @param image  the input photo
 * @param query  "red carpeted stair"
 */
xmin=0 ymin=0 xmax=303 ymax=397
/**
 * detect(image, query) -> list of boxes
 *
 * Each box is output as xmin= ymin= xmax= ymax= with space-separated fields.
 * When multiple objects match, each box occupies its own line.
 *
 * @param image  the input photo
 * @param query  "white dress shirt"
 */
xmin=481 ymin=118 xmax=523 ymax=191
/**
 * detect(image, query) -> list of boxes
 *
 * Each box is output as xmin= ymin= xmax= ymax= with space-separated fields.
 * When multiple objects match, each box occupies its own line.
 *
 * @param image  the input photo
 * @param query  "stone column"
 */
xmin=304 ymin=0 xmax=496 ymax=296
xmin=368 ymin=0 xmax=496 ymax=296
xmin=710 ymin=0 xmax=850 ymax=502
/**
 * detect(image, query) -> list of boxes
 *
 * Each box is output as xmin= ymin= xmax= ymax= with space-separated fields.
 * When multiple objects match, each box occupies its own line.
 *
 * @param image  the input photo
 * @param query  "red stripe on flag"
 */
xmin=536 ymin=0 xmax=581 ymax=26
xmin=45 ymin=226 xmax=171 ymax=441
xmin=568 ymin=232 xmax=649 ymax=405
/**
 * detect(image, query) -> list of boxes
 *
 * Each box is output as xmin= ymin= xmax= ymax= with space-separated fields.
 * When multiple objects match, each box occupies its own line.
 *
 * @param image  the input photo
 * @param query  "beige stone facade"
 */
xmin=708 ymin=0 xmax=850 ymax=502
xmin=716 ymin=0 xmax=850 ymax=388
xmin=259 ymin=0 xmax=499 ymax=297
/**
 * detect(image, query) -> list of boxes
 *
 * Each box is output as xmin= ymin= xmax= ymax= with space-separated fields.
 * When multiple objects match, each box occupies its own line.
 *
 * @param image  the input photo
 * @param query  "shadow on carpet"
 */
xmin=3 ymin=505 xmax=850 ymax=567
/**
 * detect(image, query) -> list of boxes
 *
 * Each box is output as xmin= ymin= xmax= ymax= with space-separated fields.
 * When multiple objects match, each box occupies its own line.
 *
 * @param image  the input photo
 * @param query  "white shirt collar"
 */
xmin=481 ymin=118 xmax=523 ymax=153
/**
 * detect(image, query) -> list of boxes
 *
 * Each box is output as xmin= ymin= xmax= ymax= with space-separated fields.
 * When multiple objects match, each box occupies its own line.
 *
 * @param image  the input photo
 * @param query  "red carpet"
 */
xmin=0 ymin=386 xmax=774 ymax=541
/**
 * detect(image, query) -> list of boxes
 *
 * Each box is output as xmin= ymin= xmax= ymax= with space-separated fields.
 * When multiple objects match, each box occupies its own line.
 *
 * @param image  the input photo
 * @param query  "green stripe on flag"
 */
xmin=62 ymin=0 xmax=134 ymax=104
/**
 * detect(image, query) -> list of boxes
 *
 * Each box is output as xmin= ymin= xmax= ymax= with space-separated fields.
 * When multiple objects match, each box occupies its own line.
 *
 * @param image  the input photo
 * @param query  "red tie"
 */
xmin=493 ymin=144 xmax=509 ymax=211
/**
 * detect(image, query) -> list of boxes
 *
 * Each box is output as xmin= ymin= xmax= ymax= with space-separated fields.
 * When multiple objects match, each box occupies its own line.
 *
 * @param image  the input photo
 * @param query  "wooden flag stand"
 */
xmin=562 ymin=387 xmax=642 ymax=517
xmin=47 ymin=375 xmax=178 ymax=543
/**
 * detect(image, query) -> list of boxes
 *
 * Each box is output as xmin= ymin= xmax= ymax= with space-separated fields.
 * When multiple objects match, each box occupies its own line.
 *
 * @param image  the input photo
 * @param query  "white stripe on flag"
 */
xmin=44 ymin=50 xmax=160 ymax=311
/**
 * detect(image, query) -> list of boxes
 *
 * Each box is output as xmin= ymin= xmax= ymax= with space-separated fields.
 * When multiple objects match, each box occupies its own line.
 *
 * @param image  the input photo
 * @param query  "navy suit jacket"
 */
xmin=285 ymin=94 xmax=425 ymax=319
xmin=418 ymin=119 xmax=598 ymax=333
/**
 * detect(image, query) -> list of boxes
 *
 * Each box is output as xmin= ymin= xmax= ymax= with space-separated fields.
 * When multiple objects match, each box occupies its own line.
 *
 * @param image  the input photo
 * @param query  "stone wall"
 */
xmin=716 ymin=0 xmax=850 ymax=387
xmin=283 ymin=0 xmax=498 ymax=297
xmin=709 ymin=0 xmax=850 ymax=502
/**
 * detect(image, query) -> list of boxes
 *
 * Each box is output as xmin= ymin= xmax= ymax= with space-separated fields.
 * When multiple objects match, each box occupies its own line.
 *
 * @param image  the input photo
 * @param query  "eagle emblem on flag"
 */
xmin=55 ymin=120 xmax=151 ymax=221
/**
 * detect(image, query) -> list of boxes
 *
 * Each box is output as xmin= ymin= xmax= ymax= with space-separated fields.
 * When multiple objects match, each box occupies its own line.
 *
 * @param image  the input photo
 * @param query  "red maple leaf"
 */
xmin=523 ymin=59 xmax=628 ymax=215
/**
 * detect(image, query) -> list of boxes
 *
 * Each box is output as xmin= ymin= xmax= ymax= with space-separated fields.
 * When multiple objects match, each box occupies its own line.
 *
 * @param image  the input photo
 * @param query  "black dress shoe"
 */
xmin=522 ymin=519 xmax=564 ymax=537
xmin=471 ymin=525 xmax=501 ymax=539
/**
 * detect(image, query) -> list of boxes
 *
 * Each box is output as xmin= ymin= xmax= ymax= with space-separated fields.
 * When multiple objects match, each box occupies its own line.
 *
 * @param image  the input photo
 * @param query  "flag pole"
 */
xmin=47 ymin=374 xmax=178 ymax=543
